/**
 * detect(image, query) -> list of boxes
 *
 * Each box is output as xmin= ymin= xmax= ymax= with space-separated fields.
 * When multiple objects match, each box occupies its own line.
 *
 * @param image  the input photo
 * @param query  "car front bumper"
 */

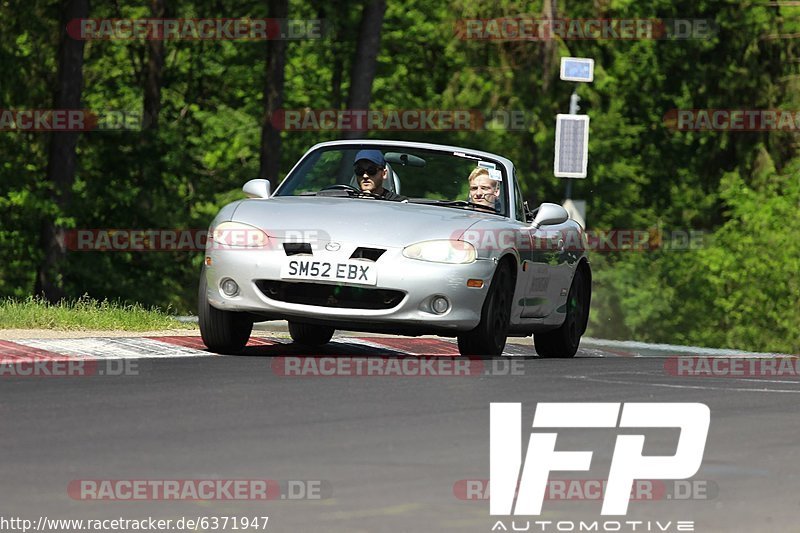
xmin=204 ymin=244 xmax=497 ymax=333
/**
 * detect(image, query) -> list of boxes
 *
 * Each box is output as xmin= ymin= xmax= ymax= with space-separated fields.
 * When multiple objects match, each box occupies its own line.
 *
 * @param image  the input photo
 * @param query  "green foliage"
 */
xmin=0 ymin=0 xmax=797 ymax=350
xmin=0 ymin=296 xmax=194 ymax=331
xmin=588 ymin=155 xmax=800 ymax=353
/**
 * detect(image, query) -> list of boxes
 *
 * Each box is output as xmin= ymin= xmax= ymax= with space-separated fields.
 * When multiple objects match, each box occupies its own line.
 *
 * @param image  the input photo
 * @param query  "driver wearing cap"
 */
xmin=353 ymin=149 xmax=407 ymax=201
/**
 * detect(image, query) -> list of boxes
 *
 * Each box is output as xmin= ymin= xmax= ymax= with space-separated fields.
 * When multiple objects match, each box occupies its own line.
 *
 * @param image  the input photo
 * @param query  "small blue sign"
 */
xmin=560 ymin=58 xmax=594 ymax=82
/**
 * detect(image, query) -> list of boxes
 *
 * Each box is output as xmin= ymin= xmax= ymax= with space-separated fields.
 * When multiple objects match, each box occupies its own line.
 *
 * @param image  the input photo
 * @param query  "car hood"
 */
xmin=229 ymin=196 xmax=498 ymax=248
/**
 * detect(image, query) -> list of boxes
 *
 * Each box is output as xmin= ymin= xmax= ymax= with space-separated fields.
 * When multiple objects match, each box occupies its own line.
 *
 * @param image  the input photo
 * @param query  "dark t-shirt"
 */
xmin=376 ymin=188 xmax=407 ymax=201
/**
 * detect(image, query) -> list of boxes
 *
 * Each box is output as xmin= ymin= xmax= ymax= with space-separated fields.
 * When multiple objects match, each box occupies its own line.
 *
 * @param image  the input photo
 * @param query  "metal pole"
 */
xmin=569 ymin=88 xmax=581 ymax=114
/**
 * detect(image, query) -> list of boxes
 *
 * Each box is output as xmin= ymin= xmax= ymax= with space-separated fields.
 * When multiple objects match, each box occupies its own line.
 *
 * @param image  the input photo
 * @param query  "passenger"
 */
xmin=353 ymin=149 xmax=407 ymax=201
xmin=467 ymin=167 xmax=500 ymax=211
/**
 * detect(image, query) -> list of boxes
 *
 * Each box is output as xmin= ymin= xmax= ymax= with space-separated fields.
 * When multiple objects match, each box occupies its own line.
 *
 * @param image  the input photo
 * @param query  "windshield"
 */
xmin=275 ymin=144 xmax=509 ymax=216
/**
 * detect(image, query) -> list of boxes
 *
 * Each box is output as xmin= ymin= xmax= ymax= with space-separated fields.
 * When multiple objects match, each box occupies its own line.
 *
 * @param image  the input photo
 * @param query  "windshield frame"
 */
xmin=274 ymin=142 xmax=512 ymax=217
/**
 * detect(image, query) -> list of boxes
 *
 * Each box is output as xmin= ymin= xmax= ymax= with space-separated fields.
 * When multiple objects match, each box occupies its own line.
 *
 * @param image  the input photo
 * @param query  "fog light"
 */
xmin=431 ymin=296 xmax=449 ymax=314
xmin=220 ymin=278 xmax=239 ymax=297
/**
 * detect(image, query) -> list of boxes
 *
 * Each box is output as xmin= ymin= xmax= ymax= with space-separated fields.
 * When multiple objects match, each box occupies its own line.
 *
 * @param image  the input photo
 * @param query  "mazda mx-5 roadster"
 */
xmin=199 ymin=140 xmax=590 ymax=357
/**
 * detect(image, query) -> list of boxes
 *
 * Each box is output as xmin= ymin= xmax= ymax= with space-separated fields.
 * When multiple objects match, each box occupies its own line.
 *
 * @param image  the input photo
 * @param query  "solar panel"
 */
xmin=554 ymin=114 xmax=590 ymax=178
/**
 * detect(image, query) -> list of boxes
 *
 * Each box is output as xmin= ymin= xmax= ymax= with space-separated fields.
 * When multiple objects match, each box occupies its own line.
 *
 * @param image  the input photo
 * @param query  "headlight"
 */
xmin=402 ymin=240 xmax=476 ymax=264
xmin=211 ymin=221 xmax=269 ymax=248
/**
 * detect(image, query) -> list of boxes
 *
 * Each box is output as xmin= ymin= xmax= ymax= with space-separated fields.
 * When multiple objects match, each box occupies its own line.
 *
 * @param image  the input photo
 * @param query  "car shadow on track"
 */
xmin=232 ymin=336 xmax=601 ymax=359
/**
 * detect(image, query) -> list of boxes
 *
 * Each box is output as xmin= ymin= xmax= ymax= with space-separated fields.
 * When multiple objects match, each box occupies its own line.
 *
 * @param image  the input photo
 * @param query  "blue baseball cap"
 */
xmin=354 ymin=149 xmax=385 ymax=167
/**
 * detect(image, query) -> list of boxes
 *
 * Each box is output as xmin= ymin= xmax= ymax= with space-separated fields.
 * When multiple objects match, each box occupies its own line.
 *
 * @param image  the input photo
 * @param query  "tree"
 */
xmin=259 ymin=0 xmax=289 ymax=187
xmin=341 ymin=0 xmax=387 ymax=139
xmin=36 ymin=0 xmax=89 ymax=302
xmin=142 ymin=0 xmax=166 ymax=131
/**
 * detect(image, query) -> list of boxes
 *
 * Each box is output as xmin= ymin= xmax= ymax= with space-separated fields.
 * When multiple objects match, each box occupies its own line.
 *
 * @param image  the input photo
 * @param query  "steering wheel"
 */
xmin=320 ymin=184 xmax=362 ymax=194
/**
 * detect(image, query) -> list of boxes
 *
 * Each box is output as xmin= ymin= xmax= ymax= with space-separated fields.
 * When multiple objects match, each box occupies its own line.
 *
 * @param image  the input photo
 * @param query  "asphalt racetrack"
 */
xmin=1 ymin=331 xmax=798 ymax=533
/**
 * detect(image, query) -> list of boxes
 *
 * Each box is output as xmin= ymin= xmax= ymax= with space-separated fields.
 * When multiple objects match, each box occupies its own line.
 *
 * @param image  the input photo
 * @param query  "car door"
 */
xmin=522 ymin=220 xmax=565 ymax=318
xmin=507 ymin=173 xmax=553 ymax=319
xmin=536 ymin=219 xmax=575 ymax=317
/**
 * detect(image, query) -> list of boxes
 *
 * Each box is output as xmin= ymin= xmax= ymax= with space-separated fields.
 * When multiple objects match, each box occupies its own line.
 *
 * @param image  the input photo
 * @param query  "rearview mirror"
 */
xmin=243 ymin=179 xmax=271 ymax=199
xmin=532 ymin=203 xmax=569 ymax=228
xmin=384 ymin=152 xmax=426 ymax=167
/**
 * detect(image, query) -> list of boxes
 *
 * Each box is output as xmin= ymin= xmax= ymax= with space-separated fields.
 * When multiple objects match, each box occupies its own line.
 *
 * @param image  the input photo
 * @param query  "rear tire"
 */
xmin=534 ymin=265 xmax=590 ymax=358
xmin=457 ymin=262 xmax=514 ymax=356
xmin=288 ymin=321 xmax=335 ymax=346
xmin=198 ymin=269 xmax=253 ymax=354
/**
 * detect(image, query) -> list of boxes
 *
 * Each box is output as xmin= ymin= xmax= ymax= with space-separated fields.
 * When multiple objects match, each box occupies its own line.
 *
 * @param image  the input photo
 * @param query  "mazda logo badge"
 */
xmin=325 ymin=242 xmax=341 ymax=251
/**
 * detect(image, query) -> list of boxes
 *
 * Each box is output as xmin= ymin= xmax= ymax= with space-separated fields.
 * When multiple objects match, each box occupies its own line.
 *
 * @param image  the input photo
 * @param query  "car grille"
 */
xmin=283 ymin=242 xmax=313 ymax=255
xmin=350 ymin=247 xmax=385 ymax=261
xmin=282 ymin=244 xmax=387 ymax=262
xmin=255 ymin=280 xmax=404 ymax=310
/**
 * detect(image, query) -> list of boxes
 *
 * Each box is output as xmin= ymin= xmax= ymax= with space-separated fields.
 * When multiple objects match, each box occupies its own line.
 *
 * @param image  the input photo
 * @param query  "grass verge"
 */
xmin=0 ymin=297 xmax=196 ymax=331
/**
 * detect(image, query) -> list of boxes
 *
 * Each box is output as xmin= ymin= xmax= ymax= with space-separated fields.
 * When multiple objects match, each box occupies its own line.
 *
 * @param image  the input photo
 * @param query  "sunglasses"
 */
xmin=354 ymin=165 xmax=383 ymax=177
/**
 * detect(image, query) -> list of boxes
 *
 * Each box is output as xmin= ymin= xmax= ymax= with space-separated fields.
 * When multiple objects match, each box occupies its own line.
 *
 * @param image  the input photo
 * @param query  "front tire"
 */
xmin=534 ymin=265 xmax=591 ymax=358
xmin=198 ymin=269 xmax=253 ymax=354
xmin=288 ymin=321 xmax=335 ymax=346
xmin=457 ymin=262 xmax=514 ymax=356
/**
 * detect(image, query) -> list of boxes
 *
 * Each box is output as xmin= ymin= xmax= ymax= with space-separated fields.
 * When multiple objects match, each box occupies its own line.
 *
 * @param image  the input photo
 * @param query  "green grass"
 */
xmin=0 ymin=296 xmax=196 ymax=331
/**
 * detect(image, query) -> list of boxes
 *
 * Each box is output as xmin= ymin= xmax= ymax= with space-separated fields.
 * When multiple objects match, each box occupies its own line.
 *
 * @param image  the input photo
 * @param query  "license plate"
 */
xmin=280 ymin=258 xmax=377 ymax=286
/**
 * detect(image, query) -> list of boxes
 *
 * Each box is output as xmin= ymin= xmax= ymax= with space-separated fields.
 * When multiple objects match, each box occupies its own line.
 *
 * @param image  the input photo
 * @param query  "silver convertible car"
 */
xmin=199 ymin=140 xmax=590 ymax=357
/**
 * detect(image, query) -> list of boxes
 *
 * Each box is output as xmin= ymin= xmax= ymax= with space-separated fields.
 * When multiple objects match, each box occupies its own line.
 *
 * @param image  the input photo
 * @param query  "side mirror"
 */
xmin=243 ymin=179 xmax=271 ymax=199
xmin=532 ymin=202 xmax=569 ymax=228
